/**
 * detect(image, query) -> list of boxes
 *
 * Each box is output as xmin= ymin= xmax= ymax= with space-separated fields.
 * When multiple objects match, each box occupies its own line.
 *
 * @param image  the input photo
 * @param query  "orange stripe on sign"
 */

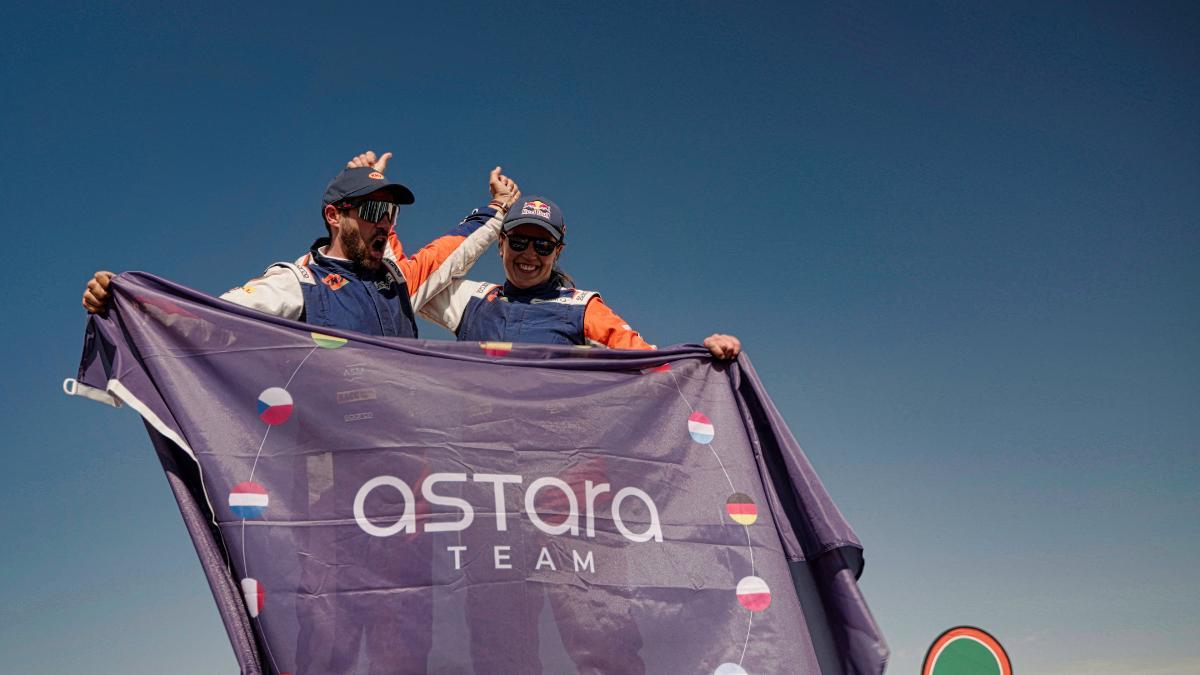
xmin=922 ymin=627 xmax=1011 ymax=675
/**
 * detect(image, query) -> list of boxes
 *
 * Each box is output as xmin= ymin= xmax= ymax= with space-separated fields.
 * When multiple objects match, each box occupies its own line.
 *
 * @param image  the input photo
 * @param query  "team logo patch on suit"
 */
xmin=522 ymin=200 xmax=552 ymax=218
xmin=322 ymin=274 xmax=349 ymax=290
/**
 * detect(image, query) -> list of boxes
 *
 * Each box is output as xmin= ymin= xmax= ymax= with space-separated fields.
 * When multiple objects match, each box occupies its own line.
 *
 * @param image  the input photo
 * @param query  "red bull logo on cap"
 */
xmin=522 ymin=200 xmax=552 ymax=219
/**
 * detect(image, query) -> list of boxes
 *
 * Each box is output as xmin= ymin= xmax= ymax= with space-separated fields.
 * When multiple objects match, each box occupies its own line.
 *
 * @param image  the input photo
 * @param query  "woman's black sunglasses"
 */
xmin=505 ymin=234 xmax=560 ymax=256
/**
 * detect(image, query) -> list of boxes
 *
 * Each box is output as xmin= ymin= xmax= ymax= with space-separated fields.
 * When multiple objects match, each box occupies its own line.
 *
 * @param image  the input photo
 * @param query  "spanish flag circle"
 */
xmin=481 ymin=341 xmax=513 ymax=357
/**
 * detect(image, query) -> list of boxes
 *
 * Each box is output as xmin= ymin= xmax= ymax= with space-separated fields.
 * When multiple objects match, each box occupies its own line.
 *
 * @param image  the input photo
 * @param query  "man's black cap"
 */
xmin=323 ymin=166 xmax=415 ymax=206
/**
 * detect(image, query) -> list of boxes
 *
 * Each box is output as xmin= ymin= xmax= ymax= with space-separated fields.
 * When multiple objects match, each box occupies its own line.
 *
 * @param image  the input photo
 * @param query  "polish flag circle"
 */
xmin=736 ymin=575 xmax=772 ymax=612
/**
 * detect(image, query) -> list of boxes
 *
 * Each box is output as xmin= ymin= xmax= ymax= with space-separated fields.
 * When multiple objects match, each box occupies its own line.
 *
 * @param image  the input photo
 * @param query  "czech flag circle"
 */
xmin=229 ymin=481 xmax=269 ymax=519
xmin=714 ymin=664 xmax=748 ymax=675
xmin=726 ymin=493 xmax=758 ymax=526
xmin=257 ymin=387 xmax=293 ymax=425
xmin=687 ymin=411 xmax=715 ymax=444
xmin=736 ymin=575 xmax=772 ymax=612
xmin=241 ymin=577 xmax=265 ymax=618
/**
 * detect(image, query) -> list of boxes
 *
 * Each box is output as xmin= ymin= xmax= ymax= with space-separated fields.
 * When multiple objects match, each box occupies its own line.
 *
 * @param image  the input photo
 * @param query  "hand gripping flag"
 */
xmin=69 ymin=272 xmax=888 ymax=675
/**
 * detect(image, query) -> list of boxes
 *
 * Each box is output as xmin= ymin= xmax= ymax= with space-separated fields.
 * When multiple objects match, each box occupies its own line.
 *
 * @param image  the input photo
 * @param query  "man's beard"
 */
xmin=339 ymin=227 xmax=381 ymax=270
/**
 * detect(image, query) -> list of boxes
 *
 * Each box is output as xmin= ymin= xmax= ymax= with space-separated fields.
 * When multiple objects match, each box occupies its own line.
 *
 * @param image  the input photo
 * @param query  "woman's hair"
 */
xmin=549 ymin=267 xmax=575 ymax=288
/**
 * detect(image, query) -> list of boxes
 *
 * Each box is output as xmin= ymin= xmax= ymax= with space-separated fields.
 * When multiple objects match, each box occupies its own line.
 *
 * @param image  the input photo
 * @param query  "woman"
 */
xmin=426 ymin=195 xmax=741 ymax=358
xmin=423 ymin=195 xmax=740 ymax=673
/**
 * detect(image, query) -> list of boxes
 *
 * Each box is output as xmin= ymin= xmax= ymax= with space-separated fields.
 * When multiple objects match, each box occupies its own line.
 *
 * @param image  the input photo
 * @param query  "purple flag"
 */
xmin=71 ymin=272 xmax=887 ymax=675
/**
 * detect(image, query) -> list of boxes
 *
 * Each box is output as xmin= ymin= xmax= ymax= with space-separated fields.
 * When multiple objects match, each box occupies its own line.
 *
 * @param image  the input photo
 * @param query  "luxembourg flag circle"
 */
xmin=687 ymin=411 xmax=715 ymax=444
xmin=257 ymin=387 xmax=293 ymax=425
xmin=241 ymin=577 xmax=265 ymax=618
xmin=229 ymin=481 xmax=269 ymax=519
xmin=736 ymin=575 xmax=772 ymax=612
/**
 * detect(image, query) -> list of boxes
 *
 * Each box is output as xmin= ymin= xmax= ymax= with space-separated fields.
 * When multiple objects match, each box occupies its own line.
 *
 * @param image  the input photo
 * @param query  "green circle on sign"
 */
xmin=311 ymin=332 xmax=347 ymax=349
xmin=932 ymin=637 xmax=1002 ymax=675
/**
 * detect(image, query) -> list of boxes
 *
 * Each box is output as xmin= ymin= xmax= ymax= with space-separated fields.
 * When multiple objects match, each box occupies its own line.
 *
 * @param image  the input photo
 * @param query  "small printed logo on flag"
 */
xmin=229 ymin=481 xmax=269 ymax=519
xmin=258 ymin=387 xmax=294 ymax=425
xmin=522 ymin=200 xmax=552 ymax=218
xmin=241 ymin=578 xmax=265 ymax=618
xmin=736 ymin=575 xmax=771 ymax=612
xmin=725 ymin=493 xmax=758 ymax=525
xmin=688 ymin=411 xmax=715 ymax=444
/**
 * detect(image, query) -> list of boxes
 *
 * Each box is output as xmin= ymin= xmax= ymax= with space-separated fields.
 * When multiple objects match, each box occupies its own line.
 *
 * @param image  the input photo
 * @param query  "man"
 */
xmin=83 ymin=150 xmax=520 ymax=337
xmin=82 ymin=151 xmax=520 ymax=674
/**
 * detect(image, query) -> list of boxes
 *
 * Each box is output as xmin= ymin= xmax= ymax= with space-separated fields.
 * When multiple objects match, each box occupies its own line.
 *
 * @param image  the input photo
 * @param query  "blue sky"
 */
xmin=2 ymin=1 xmax=1197 ymax=672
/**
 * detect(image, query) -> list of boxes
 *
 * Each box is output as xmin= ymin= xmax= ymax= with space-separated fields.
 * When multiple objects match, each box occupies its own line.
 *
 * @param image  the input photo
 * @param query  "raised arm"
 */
xmin=392 ymin=166 xmax=520 ymax=312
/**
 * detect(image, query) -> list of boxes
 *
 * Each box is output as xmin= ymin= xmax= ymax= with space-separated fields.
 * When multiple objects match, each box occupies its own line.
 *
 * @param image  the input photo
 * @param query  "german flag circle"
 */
xmin=725 ymin=493 xmax=758 ymax=526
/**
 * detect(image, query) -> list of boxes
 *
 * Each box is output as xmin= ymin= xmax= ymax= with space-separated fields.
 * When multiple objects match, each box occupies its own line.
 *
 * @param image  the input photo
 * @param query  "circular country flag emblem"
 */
xmin=922 ymin=626 xmax=1011 ymax=675
xmin=735 ymin=575 xmax=771 ymax=612
xmin=688 ymin=411 xmax=715 ymax=444
xmin=229 ymin=481 xmax=269 ymax=519
xmin=241 ymin=577 xmax=265 ymax=618
xmin=481 ymin=341 xmax=512 ymax=357
xmin=311 ymin=332 xmax=347 ymax=349
xmin=726 ymin=493 xmax=758 ymax=525
xmin=257 ymin=387 xmax=293 ymax=425
xmin=714 ymin=664 xmax=747 ymax=675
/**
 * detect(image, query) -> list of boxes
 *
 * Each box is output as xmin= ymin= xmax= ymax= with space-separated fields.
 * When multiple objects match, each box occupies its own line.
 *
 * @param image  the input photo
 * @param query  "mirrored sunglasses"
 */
xmin=340 ymin=200 xmax=399 ymax=224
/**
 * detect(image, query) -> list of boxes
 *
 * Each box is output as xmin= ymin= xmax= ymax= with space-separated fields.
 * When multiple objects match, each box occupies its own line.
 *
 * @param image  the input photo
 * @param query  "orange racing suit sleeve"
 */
xmin=583 ymin=298 xmax=654 ymax=350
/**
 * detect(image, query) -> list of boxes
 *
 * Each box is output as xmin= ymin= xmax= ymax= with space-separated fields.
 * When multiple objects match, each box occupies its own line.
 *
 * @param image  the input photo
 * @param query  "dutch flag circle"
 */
xmin=229 ymin=481 xmax=269 ymax=519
